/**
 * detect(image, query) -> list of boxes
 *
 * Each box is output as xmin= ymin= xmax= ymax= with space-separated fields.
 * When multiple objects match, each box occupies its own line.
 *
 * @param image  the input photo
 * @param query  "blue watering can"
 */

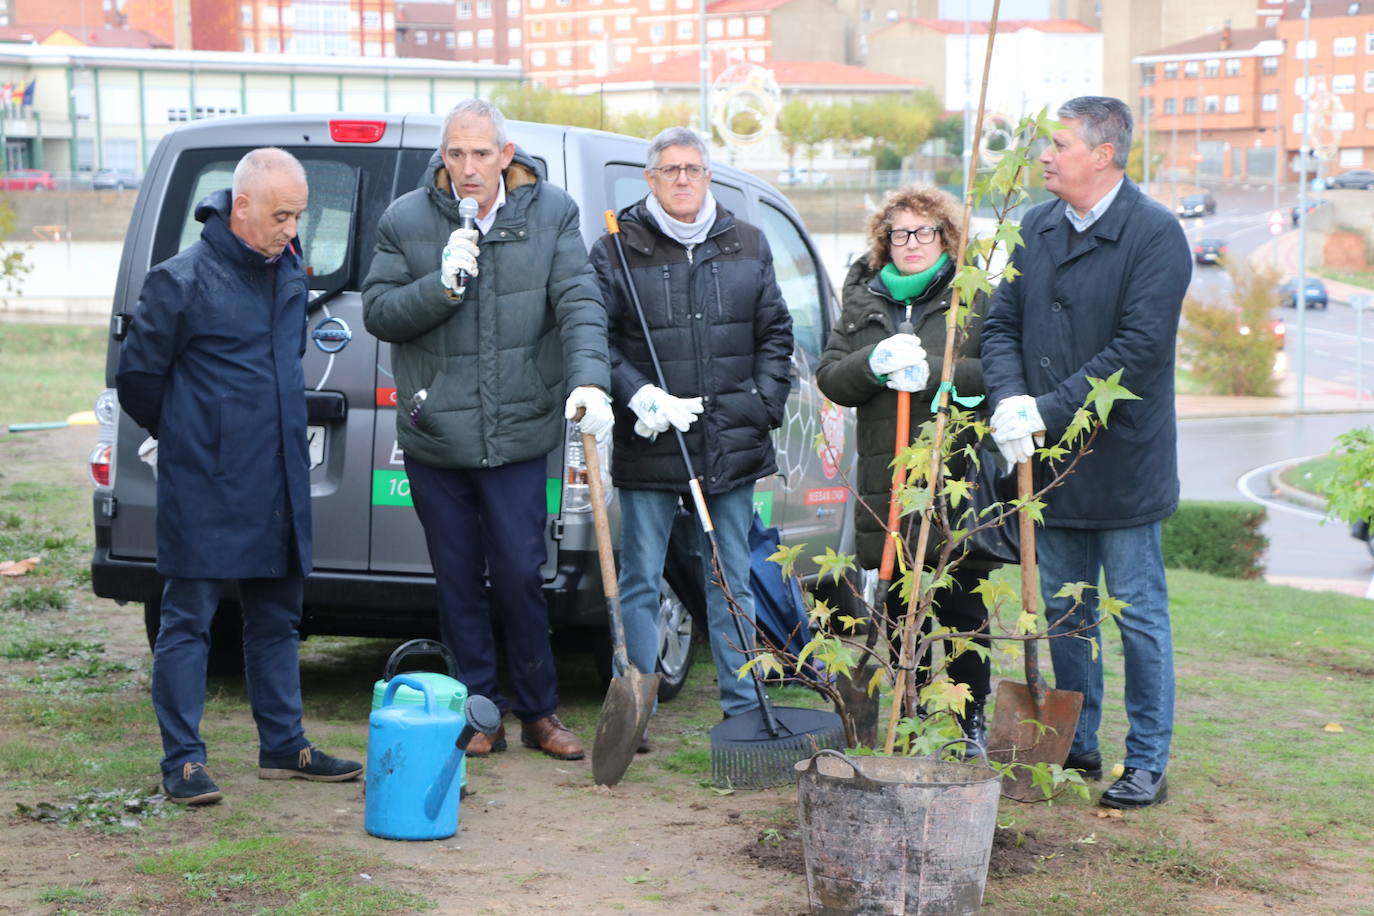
xmin=370 ymin=639 xmax=470 ymax=791
xmin=364 ymin=674 xmax=501 ymax=841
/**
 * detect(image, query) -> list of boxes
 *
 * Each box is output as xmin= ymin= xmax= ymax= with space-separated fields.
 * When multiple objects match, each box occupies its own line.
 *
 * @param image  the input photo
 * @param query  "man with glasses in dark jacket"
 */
xmin=982 ymin=96 xmax=1191 ymax=809
xmin=590 ymin=127 xmax=793 ymax=729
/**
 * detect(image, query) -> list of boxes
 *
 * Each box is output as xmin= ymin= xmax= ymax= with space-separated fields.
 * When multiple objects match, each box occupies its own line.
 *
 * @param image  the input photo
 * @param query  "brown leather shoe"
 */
xmin=520 ymin=714 xmax=585 ymax=760
xmin=465 ymin=724 xmax=507 ymax=757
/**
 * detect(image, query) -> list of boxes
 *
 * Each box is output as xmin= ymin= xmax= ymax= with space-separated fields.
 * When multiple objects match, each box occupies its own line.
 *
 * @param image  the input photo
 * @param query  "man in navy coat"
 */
xmin=118 ymin=148 xmax=362 ymax=805
xmin=982 ymin=97 xmax=1192 ymax=809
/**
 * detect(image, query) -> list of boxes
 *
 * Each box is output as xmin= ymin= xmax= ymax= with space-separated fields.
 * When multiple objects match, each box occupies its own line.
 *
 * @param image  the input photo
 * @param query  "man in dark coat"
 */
xmin=590 ymin=126 xmax=793 ymax=722
xmin=362 ymin=100 xmax=612 ymax=761
xmin=981 ymin=97 xmax=1191 ymax=809
xmin=117 ymin=148 xmax=362 ymax=806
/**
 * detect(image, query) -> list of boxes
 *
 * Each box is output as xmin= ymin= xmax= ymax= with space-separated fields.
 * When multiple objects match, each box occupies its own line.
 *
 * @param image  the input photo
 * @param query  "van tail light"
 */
xmin=329 ymin=120 xmax=387 ymax=143
xmin=561 ymin=425 xmax=612 ymax=514
xmin=89 ymin=442 xmax=112 ymax=487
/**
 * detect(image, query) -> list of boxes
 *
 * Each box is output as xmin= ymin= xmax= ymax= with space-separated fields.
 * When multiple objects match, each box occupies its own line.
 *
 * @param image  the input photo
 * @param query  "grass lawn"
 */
xmin=0 ymin=324 xmax=107 ymax=429
xmin=1281 ymin=453 xmax=1339 ymax=497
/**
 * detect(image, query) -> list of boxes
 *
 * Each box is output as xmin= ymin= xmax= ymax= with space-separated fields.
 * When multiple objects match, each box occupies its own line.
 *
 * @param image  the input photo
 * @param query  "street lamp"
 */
xmin=1296 ymin=0 xmax=1312 ymax=410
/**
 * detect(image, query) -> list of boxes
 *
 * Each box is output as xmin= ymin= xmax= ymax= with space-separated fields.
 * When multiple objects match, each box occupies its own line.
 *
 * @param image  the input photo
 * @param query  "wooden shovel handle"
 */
xmin=878 ymin=389 xmax=911 ymax=584
xmin=580 ymin=426 xmax=631 ymax=674
xmin=1017 ymin=458 xmax=1048 ymax=701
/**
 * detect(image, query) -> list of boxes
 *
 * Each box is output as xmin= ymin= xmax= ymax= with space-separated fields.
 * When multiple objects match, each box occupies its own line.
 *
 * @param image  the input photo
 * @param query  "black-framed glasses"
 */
xmin=888 ymin=226 xmax=941 ymax=246
xmin=650 ymin=164 xmax=708 ymax=182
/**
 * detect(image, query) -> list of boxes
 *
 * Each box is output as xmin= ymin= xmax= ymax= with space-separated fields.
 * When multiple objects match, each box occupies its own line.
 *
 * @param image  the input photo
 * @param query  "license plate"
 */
xmin=307 ymin=425 xmax=325 ymax=470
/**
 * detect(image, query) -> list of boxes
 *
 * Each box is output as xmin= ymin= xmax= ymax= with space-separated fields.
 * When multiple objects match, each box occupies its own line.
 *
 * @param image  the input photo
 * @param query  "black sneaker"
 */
xmin=258 ymin=746 xmax=363 ymax=782
xmin=162 ymin=761 xmax=223 ymax=805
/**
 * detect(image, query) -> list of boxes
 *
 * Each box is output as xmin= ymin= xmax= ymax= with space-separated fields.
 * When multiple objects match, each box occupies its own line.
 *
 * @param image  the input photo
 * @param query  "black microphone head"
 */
xmin=458 ymin=197 xmax=479 ymax=222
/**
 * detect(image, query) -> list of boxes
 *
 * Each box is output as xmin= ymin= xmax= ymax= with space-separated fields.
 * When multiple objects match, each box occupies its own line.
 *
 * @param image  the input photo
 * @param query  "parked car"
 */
xmin=0 ymin=168 xmax=55 ymax=190
xmin=1194 ymin=238 xmax=1227 ymax=266
xmin=1175 ymin=192 xmax=1216 ymax=218
xmin=777 ymin=166 xmax=831 ymax=186
xmin=87 ymin=113 xmax=855 ymax=695
xmin=1291 ymin=197 xmax=1328 ymax=225
xmin=92 ymin=168 xmax=141 ymax=190
xmin=1278 ymin=276 xmax=1329 ymax=309
xmin=1327 ymin=169 xmax=1374 ymax=190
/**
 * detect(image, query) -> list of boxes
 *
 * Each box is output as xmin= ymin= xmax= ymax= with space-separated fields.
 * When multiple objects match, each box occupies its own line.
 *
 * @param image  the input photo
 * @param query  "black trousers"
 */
xmin=883 ymin=564 xmax=992 ymax=701
xmin=404 ymin=454 xmax=558 ymax=723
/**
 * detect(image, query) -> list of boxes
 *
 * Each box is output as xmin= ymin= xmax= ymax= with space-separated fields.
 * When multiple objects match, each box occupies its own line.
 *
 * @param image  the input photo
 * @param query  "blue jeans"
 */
xmin=618 ymin=484 xmax=760 ymax=717
xmin=1037 ymin=522 xmax=1175 ymax=774
xmin=153 ymin=576 xmax=309 ymax=775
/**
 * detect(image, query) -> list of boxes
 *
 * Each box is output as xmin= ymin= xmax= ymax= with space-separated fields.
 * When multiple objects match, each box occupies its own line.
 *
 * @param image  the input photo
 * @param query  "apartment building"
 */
xmin=524 ymin=0 xmax=845 ymax=88
xmin=394 ymin=0 xmax=522 ymax=64
xmin=1137 ymin=1 xmax=1374 ymax=183
xmin=190 ymin=0 xmax=397 ymax=56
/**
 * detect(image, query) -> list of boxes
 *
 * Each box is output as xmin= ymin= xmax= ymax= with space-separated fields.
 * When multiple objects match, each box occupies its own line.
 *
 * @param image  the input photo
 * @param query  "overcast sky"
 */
xmin=939 ymin=0 xmax=1050 ymax=17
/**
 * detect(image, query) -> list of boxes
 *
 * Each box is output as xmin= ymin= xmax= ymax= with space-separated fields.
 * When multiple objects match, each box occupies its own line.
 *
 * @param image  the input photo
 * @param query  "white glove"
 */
xmin=628 ymin=384 xmax=704 ymax=439
xmin=885 ymin=359 xmax=931 ymax=393
xmin=564 ymin=386 xmax=614 ymax=439
xmin=138 ymin=436 xmax=158 ymax=480
xmin=441 ymin=228 xmax=480 ymax=292
xmin=990 ymin=395 xmax=1046 ymax=442
xmin=990 ymin=395 xmax=1045 ymax=465
xmin=868 ymin=333 xmax=926 ymax=377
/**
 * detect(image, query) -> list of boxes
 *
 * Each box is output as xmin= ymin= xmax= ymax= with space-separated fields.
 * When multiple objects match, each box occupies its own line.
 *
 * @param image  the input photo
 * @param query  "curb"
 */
xmin=1267 ymin=461 xmax=1329 ymax=512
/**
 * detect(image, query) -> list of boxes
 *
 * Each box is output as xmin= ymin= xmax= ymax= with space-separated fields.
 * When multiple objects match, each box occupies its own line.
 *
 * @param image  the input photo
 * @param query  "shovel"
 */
xmin=580 ymin=424 xmax=661 ymax=787
xmin=986 ymin=457 xmax=1083 ymax=801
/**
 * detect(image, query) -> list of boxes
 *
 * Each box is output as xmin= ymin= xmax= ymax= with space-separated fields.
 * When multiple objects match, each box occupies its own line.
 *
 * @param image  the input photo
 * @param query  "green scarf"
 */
xmin=880 ymin=252 xmax=950 ymax=303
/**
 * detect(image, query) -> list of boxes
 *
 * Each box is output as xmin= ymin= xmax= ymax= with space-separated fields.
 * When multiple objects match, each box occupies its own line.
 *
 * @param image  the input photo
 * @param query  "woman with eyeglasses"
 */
xmin=816 ymin=185 xmax=994 ymax=749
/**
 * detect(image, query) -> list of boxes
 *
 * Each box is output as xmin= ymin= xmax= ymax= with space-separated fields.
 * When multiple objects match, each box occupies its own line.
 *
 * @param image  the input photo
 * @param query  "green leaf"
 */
xmin=812 ymin=547 xmax=856 ymax=585
xmin=1084 ymin=368 xmax=1140 ymax=427
xmin=767 ymin=542 xmax=805 ymax=579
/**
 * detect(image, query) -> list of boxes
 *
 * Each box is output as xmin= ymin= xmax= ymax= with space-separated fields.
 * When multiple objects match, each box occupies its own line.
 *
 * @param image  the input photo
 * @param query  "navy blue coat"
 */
xmin=116 ymin=189 xmax=313 ymax=578
xmin=981 ymin=178 xmax=1192 ymax=529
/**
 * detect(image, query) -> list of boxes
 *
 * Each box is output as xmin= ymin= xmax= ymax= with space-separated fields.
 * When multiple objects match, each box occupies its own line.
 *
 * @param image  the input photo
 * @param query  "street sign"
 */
xmin=1352 ymin=293 xmax=1371 ymax=312
xmin=1268 ymin=209 xmax=1285 ymax=235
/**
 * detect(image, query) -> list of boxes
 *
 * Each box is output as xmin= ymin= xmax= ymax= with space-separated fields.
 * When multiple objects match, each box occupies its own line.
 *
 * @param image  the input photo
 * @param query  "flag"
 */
xmin=0 ymin=84 xmax=11 ymax=106
xmin=21 ymin=78 xmax=35 ymax=107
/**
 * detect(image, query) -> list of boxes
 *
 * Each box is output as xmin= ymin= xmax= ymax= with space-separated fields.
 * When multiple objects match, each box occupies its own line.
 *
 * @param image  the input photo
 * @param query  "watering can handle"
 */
xmin=383 ymin=638 xmax=461 ymax=682
xmin=381 ymin=674 xmax=436 ymax=714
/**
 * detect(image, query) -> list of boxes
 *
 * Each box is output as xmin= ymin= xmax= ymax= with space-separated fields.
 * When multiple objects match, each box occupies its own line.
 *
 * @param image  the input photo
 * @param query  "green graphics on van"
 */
xmin=372 ymin=470 xmax=563 ymax=515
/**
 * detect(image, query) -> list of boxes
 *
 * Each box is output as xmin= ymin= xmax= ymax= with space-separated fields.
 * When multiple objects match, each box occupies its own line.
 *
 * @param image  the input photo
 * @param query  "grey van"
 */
xmin=89 ymin=113 xmax=854 ymax=698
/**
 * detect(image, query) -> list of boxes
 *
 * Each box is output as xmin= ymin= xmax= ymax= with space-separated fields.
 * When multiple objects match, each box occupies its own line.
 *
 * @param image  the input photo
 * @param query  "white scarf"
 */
xmin=646 ymin=191 xmax=717 ymax=251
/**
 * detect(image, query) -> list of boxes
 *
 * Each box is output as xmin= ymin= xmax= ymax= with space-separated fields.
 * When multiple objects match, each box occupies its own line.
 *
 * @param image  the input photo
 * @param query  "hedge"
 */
xmin=1160 ymin=500 xmax=1268 ymax=579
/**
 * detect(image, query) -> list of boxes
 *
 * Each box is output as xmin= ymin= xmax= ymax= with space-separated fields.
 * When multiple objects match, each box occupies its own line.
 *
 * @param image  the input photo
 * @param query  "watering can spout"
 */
xmin=456 ymin=695 xmax=503 ymax=752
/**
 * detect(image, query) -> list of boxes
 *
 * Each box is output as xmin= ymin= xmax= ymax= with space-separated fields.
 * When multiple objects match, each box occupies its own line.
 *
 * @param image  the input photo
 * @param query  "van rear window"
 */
xmin=173 ymin=158 xmax=360 ymax=280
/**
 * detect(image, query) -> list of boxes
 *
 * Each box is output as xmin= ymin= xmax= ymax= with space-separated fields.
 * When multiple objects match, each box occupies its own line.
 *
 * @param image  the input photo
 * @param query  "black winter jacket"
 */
xmin=981 ymin=178 xmax=1191 ymax=528
xmin=817 ymin=257 xmax=989 ymax=569
xmin=116 ymin=189 xmax=312 ymax=579
xmin=590 ymin=199 xmax=793 ymax=494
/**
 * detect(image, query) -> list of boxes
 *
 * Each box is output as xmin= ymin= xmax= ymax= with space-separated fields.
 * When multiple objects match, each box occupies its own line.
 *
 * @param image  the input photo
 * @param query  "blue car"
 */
xmin=1278 ymin=277 xmax=1329 ymax=309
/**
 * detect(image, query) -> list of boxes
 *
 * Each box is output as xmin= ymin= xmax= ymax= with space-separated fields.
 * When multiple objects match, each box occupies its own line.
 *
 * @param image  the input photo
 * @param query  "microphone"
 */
xmin=456 ymin=196 xmax=479 ymax=288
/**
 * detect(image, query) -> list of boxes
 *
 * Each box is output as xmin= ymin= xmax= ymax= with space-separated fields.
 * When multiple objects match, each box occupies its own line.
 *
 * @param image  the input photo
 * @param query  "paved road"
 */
xmin=1179 ymin=410 xmax=1374 ymax=596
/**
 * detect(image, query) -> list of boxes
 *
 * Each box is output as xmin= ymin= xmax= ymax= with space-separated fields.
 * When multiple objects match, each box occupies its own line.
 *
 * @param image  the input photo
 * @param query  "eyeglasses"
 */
xmin=650 ymin=164 xmax=708 ymax=182
xmin=888 ymin=226 xmax=941 ymax=246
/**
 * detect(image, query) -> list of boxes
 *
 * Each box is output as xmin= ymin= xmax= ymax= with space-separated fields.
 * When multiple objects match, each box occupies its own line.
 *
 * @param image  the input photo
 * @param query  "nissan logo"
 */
xmin=312 ymin=316 xmax=352 ymax=354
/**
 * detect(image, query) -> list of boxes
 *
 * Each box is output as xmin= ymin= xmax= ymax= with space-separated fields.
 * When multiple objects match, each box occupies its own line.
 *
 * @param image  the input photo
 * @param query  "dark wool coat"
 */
xmin=116 ymin=189 xmax=312 ymax=579
xmin=361 ymin=148 xmax=610 ymax=470
xmin=589 ymin=199 xmax=793 ymax=495
xmin=816 ymin=257 xmax=990 ymax=570
xmin=980 ymin=177 xmax=1192 ymax=529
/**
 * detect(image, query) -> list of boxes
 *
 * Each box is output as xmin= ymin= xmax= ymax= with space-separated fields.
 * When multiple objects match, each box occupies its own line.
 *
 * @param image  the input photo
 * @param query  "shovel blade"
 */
xmin=591 ymin=665 xmax=661 ymax=787
xmin=985 ymin=679 xmax=1083 ymax=802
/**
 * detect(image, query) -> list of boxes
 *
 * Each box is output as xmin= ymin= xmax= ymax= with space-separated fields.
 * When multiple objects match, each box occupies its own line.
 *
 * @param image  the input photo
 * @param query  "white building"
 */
xmin=866 ymin=18 xmax=1102 ymax=120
